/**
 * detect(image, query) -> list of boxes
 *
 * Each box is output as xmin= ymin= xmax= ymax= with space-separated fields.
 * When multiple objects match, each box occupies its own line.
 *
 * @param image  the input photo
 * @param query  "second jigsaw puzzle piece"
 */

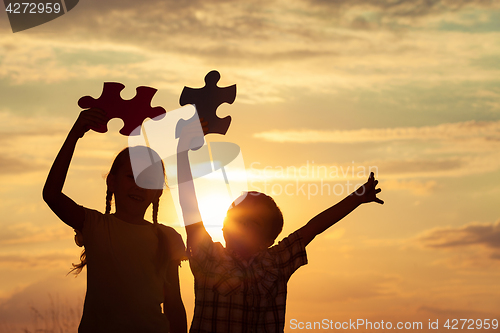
xmin=177 ymin=70 xmax=236 ymax=138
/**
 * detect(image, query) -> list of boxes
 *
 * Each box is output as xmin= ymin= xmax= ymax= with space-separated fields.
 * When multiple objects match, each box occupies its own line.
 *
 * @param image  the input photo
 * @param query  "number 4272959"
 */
xmin=5 ymin=3 xmax=62 ymax=14
xmin=444 ymin=319 xmax=498 ymax=330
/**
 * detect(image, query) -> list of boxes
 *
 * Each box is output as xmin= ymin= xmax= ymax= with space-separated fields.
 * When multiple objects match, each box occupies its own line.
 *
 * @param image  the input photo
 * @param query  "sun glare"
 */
xmin=196 ymin=188 xmax=231 ymax=243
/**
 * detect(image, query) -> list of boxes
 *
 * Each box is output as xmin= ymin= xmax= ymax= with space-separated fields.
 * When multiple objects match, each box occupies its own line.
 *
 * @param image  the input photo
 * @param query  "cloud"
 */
xmin=0 ymin=111 xmax=70 ymax=135
xmin=251 ymin=121 xmax=500 ymax=181
xmin=247 ymin=152 xmax=500 ymax=184
xmin=417 ymin=305 xmax=495 ymax=318
xmin=0 ymin=223 xmax=71 ymax=246
xmin=0 ymin=156 xmax=45 ymax=174
xmin=294 ymin=272 xmax=401 ymax=302
xmin=253 ymin=120 xmax=500 ymax=144
xmin=0 ymin=36 xmax=149 ymax=85
xmin=417 ymin=220 xmax=500 ymax=260
xmin=382 ymin=179 xmax=437 ymax=195
xmin=0 ymin=252 xmax=76 ymax=269
xmin=305 ymin=0 xmax=499 ymax=19
xmin=0 ymin=111 xmax=126 ymax=176
xmin=376 ymin=155 xmax=500 ymax=178
xmin=418 ymin=220 xmax=500 ymax=249
xmin=2 ymin=0 xmax=499 ymax=104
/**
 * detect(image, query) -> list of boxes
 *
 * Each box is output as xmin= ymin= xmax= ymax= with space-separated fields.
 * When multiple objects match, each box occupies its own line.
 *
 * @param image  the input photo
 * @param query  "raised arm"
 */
xmin=176 ymin=119 xmax=210 ymax=248
xmin=297 ymin=172 xmax=383 ymax=246
xmin=42 ymin=109 xmax=106 ymax=230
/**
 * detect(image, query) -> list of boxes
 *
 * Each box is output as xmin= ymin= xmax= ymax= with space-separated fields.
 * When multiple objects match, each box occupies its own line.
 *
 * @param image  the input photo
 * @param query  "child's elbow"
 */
xmin=42 ymin=186 xmax=58 ymax=205
xmin=42 ymin=188 xmax=51 ymax=203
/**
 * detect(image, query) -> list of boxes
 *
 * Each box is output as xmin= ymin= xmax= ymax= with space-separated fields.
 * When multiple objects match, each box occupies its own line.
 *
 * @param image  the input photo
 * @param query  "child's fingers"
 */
xmin=375 ymin=188 xmax=381 ymax=194
xmin=375 ymin=198 xmax=384 ymax=204
xmin=84 ymin=107 xmax=106 ymax=117
xmin=80 ymin=109 xmax=107 ymax=124
xmin=367 ymin=172 xmax=374 ymax=183
xmin=85 ymin=114 xmax=107 ymax=125
xmin=86 ymin=108 xmax=107 ymax=119
xmin=87 ymin=107 xmax=105 ymax=113
xmin=83 ymin=118 xmax=106 ymax=131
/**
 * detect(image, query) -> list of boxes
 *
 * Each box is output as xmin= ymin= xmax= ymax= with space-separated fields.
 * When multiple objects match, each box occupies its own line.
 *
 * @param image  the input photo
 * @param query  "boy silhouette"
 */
xmin=177 ymin=121 xmax=383 ymax=333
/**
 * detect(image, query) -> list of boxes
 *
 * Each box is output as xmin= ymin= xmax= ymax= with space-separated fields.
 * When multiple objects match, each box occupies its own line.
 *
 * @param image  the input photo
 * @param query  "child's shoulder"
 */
xmin=157 ymin=223 xmax=187 ymax=261
xmin=81 ymin=206 xmax=108 ymax=223
xmin=272 ymin=230 xmax=303 ymax=247
xmin=267 ymin=230 xmax=306 ymax=257
xmin=157 ymin=223 xmax=182 ymax=236
xmin=157 ymin=223 xmax=186 ymax=245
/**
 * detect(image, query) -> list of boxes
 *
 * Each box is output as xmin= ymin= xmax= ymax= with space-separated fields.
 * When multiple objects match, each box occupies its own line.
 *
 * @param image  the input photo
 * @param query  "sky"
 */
xmin=1 ymin=0 xmax=500 ymax=332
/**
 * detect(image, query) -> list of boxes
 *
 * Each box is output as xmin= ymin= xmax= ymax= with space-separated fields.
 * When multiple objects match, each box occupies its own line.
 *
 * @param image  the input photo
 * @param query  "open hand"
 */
xmin=71 ymin=108 xmax=107 ymax=138
xmin=353 ymin=172 xmax=384 ymax=205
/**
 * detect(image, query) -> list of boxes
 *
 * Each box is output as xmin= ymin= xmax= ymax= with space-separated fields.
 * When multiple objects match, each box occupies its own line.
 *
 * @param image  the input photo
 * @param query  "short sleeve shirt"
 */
xmin=189 ymin=230 xmax=307 ymax=333
xmin=78 ymin=208 xmax=186 ymax=333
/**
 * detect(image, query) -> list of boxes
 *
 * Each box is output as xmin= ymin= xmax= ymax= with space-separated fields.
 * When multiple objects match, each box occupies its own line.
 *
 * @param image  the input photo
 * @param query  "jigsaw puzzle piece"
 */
xmin=78 ymin=82 xmax=166 ymax=136
xmin=177 ymin=70 xmax=236 ymax=139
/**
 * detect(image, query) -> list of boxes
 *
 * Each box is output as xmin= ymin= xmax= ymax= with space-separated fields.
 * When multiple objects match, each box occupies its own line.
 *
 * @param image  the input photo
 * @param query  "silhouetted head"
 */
xmin=223 ymin=191 xmax=284 ymax=255
xmin=106 ymin=146 xmax=165 ymax=216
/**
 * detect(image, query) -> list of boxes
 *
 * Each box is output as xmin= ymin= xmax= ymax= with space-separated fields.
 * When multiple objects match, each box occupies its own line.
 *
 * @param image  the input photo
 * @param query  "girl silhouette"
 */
xmin=43 ymin=108 xmax=187 ymax=333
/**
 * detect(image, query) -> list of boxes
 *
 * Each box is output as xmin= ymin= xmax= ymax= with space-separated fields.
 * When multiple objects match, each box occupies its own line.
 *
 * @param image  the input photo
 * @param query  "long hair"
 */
xmin=70 ymin=146 xmax=167 ymax=276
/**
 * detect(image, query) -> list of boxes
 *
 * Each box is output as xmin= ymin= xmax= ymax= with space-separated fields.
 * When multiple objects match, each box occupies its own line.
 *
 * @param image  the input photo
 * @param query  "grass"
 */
xmin=0 ymin=294 xmax=82 ymax=333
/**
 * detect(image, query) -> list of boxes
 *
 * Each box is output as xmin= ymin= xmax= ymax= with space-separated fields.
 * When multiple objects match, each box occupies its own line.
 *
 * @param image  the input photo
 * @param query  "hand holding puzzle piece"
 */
xmin=78 ymin=82 xmax=166 ymax=136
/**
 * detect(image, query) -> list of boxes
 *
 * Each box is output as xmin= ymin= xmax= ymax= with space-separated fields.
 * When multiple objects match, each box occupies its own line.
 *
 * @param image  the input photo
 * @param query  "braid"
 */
xmin=152 ymin=198 xmax=167 ymax=275
xmin=105 ymin=189 xmax=113 ymax=214
xmin=152 ymin=197 xmax=158 ymax=224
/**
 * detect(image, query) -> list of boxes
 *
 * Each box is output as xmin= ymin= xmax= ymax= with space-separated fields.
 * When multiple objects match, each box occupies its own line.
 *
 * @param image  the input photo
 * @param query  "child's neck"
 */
xmin=113 ymin=210 xmax=150 ymax=225
xmin=226 ymin=243 xmax=264 ymax=262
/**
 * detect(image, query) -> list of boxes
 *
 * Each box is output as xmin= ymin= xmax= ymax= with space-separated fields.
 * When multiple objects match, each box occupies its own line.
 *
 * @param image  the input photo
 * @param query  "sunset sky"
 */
xmin=1 ymin=0 xmax=499 ymax=332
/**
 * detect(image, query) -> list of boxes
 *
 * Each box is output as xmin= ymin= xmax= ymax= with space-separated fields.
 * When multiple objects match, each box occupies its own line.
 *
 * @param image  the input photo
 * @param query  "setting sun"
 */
xmin=197 ymin=191 xmax=228 ymax=243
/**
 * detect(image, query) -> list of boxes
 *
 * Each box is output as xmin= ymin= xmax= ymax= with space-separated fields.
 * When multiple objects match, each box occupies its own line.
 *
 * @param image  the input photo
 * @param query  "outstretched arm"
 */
xmin=297 ymin=172 xmax=383 ymax=246
xmin=42 ymin=109 xmax=106 ymax=231
xmin=176 ymin=119 xmax=210 ymax=249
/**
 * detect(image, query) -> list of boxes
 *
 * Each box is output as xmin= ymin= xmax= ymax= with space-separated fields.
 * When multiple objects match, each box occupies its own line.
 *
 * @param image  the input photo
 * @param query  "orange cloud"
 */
xmin=0 ymin=223 xmax=70 ymax=246
xmin=417 ymin=220 xmax=500 ymax=260
xmin=417 ymin=305 xmax=496 ymax=318
xmin=382 ymin=179 xmax=437 ymax=195
xmin=0 ymin=253 xmax=75 ymax=269
xmin=253 ymin=120 xmax=500 ymax=144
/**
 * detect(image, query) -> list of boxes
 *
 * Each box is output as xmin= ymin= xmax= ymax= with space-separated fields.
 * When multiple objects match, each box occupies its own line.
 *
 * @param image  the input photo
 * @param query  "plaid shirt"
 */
xmin=188 ymin=230 xmax=308 ymax=333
